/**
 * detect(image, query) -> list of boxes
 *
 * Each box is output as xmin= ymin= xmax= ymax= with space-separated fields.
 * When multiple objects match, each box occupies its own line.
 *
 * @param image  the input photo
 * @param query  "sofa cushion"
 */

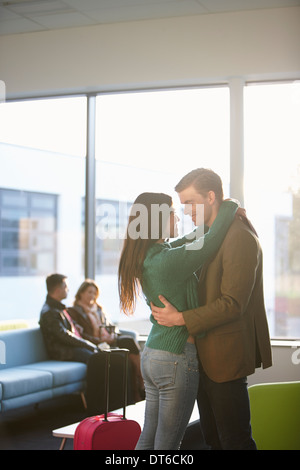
xmin=0 ymin=327 xmax=48 ymax=369
xmin=52 ymin=381 xmax=86 ymax=398
xmin=0 ymin=367 xmax=53 ymax=399
xmin=23 ymin=361 xmax=87 ymax=387
xmin=1 ymin=390 xmax=54 ymax=412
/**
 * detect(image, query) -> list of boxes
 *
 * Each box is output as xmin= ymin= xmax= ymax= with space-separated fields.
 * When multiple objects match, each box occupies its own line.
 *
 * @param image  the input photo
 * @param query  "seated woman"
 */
xmin=67 ymin=279 xmax=144 ymax=402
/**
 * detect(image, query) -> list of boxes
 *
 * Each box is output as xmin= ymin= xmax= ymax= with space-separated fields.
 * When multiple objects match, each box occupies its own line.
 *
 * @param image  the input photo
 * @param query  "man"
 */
xmin=39 ymin=273 xmax=97 ymax=363
xmin=39 ymin=274 xmax=134 ymax=413
xmin=152 ymin=168 xmax=272 ymax=450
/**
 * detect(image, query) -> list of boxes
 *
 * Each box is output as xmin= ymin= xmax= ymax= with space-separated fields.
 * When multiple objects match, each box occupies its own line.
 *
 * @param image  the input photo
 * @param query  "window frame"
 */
xmin=2 ymin=79 xmax=299 ymax=340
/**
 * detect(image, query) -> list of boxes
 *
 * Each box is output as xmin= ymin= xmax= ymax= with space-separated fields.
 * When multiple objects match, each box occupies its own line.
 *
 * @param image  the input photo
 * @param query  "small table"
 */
xmin=52 ymin=401 xmax=199 ymax=450
xmin=53 ymin=422 xmax=81 ymax=450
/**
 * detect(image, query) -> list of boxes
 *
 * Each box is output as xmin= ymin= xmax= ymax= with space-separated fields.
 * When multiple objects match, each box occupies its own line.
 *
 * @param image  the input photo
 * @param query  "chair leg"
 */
xmin=59 ymin=438 xmax=67 ymax=450
xmin=80 ymin=392 xmax=87 ymax=410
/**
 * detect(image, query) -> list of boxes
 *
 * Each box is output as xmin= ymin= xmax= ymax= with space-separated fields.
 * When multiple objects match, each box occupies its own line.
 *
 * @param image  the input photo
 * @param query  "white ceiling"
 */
xmin=0 ymin=0 xmax=300 ymax=36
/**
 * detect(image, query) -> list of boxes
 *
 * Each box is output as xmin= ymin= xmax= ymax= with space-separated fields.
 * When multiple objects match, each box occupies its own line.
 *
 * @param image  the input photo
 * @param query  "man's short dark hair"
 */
xmin=46 ymin=274 xmax=67 ymax=294
xmin=175 ymin=168 xmax=224 ymax=204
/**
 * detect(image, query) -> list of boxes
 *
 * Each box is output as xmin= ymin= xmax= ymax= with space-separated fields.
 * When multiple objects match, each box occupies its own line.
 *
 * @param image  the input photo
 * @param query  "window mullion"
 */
xmin=229 ymin=77 xmax=245 ymax=206
xmin=85 ymin=95 xmax=96 ymax=279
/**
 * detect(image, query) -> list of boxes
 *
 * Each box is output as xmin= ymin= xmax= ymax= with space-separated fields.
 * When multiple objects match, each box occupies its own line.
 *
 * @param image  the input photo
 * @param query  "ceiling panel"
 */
xmin=63 ymin=0 xmax=185 ymax=10
xmin=0 ymin=16 xmax=44 ymax=34
xmin=198 ymin=0 xmax=300 ymax=13
xmin=31 ymin=11 xmax=97 ymax=28
xmin=3 ymin=0 xmax=73 ymax=15
xmin=83 ymin=1 xmax=207 ymax=24
xmin=0 ymin=0 xmax=299 ymax=35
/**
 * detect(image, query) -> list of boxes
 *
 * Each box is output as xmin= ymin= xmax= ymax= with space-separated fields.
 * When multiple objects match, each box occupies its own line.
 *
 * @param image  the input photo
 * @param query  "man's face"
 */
xmin=57 ymin=279 xmax=69 ymax=301
xmin=178 ymin=185 xmax=214 ymax=227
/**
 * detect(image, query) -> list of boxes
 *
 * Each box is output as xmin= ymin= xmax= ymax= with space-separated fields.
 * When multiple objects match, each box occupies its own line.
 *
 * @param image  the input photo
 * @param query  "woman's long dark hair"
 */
xmin=118 ymin=192 xmax=172 ymax=316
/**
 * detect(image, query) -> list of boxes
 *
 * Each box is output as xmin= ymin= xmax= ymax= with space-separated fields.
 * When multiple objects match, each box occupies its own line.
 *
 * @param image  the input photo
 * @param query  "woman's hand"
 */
xmin=236 ymin=207 xmax=246 ymax=218
xmin=99 ymin=328 xmax=115 ymax=345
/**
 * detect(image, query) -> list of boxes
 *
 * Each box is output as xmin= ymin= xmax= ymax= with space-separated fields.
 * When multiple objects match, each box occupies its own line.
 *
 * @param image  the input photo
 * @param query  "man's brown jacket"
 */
xmin=183 ymin=217 xmax=272 ymax=383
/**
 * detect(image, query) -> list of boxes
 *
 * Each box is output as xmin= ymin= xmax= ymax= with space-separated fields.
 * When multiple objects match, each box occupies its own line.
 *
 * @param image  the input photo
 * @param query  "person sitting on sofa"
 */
xmin=39 ymin=273 xmax=135 ymax=413
xmin=67 ymin=279 xmax=145 ymax=402
xmin=39 ymin=274 xmax=98 ymax=363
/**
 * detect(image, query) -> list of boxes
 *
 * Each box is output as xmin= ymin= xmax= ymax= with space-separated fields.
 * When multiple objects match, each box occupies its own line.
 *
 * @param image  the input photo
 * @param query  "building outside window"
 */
xmin=0 ymin=188 xmax=57 ymax=276
xmin=95 ymin=198 xmax=132 ymax=275
xmin=0 ymin=96 xmax=87 ymax=320
xmin=244 ymin=81 xmax=300 ymax=338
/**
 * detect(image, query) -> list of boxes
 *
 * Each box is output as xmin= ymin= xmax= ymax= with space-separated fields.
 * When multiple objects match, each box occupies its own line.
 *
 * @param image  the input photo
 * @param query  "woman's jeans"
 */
xmin=135 ymin=343 xmax=199 ymax=450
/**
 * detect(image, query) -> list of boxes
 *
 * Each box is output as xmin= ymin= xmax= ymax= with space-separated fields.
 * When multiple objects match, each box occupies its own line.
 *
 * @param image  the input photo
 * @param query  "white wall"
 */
xmin=1 ymin=7 xmax=300 ymax=98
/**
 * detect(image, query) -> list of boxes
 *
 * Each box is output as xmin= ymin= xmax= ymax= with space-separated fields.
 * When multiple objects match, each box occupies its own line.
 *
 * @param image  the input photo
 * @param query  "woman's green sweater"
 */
xmin=141 ymin=200 xmax=238 ymax=354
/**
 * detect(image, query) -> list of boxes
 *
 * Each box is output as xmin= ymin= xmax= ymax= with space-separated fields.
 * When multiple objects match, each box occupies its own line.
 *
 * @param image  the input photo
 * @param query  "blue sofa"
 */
xmin=0 ymin=327 xmax=87 ymax=412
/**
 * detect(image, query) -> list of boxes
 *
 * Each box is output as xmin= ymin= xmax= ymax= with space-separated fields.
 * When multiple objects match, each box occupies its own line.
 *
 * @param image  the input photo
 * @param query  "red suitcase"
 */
xmin=74 ymin=348 xmax=141 ymax=450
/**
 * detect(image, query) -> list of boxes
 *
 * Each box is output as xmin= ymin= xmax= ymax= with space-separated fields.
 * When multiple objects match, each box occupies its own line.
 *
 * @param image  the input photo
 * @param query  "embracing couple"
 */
xmin=118 ymin=168 xmax=272 ymax=450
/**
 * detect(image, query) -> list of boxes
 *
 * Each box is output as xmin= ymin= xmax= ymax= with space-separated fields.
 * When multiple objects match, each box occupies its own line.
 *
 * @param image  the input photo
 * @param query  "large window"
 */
xmin=0 ymin=83 xmax=298 ymax=339
xmin=0 ymin=96 xmax=87 ymax=321
xmin=244 ymin=81 xmax=300 ymax=339
xmin=95 ymin=87 xmax=230 ymax=333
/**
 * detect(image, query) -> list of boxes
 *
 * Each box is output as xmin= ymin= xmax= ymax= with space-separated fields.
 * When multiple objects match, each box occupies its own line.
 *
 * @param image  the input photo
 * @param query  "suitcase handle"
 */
xmin=103 ymin=348 xmax=129 ymax=421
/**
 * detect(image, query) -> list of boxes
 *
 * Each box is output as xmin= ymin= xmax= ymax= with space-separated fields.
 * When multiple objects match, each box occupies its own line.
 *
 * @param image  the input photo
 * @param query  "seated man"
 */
xmin=39 ymin=273 xmax=98 ymax=363
xmin=39 ymin=273 xmax=134 ymax=413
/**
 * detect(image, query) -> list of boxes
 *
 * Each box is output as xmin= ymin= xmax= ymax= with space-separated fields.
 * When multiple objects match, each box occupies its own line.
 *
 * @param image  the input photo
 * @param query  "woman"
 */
xmin=67 ymin=279 xmax=144 ymax=402
xmin=118 ymin=192 xmax=238 ymax=449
